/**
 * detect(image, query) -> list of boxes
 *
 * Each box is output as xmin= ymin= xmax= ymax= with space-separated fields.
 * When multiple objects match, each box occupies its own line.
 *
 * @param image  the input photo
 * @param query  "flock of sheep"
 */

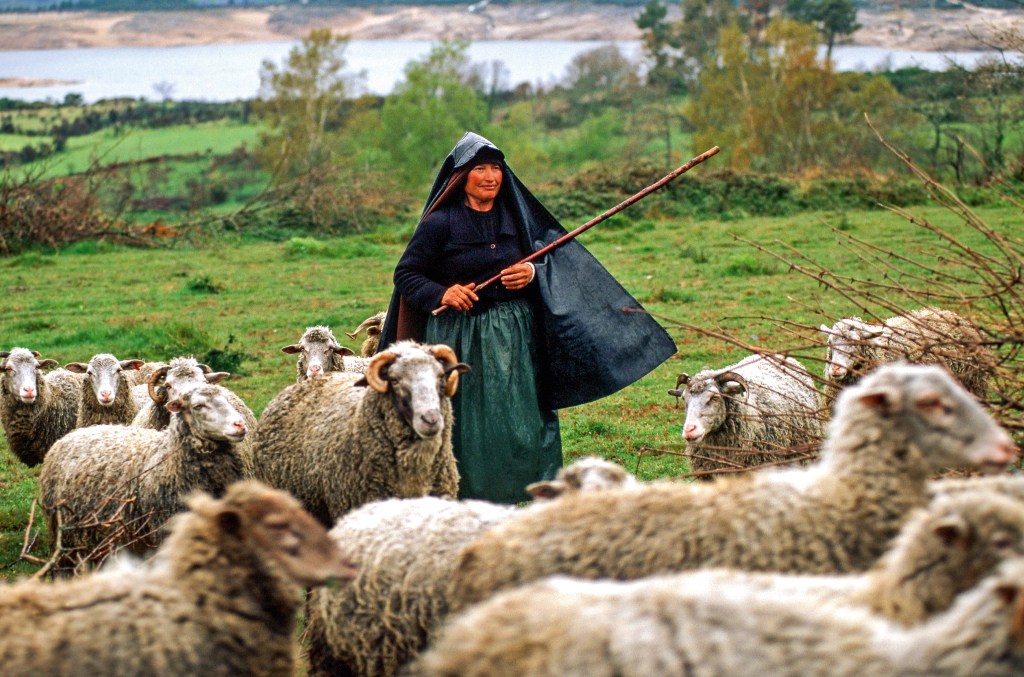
xmin=0 ymin=304 xmax=1020 ymax=676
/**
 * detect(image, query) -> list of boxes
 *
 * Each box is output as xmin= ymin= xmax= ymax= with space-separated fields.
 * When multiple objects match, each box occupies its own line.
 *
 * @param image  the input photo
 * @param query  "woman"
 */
xmin=380 ymin=132 xmax=676 ymax=503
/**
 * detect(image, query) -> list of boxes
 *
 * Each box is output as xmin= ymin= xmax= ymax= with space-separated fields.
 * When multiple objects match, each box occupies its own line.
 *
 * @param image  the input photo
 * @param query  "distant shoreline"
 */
xmin=0 ymin=4 xmax=1019 ymax=52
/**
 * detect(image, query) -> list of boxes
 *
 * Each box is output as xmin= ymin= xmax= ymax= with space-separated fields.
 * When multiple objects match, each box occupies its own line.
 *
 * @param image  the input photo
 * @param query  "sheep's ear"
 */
xmin=204 ymin=372 xmax=231 ymax=385
xmin=64 ymin=362 xmax=89 ymax=373
xmin=667 ymin=388 xmax=684 ymax=398
xmin=854 ymin=386 xmax=901 ymax=414
xmin=38 ymin=359 xmax=59 ymax=370
xmin=332 ymin=346 xmax=355 ymax=357
xmin=214 ymin=508 xmax=243 ymax=535
xmin=932 ymin=514 xmax=970 ymax=549
xmin=721 ymin=381 xmax=746 ymax=397
xmin=861 ymin=324 xmax=885 ymax=339
xmin=819 ymin=324 xmax=832 ymax=334
xmin=281 ymin=345 xmax=303 ymax=354
xmin=121 ymin=359 xmax=145 ymax=371
xmin=526 ymin=480 xmax=563 ymax=500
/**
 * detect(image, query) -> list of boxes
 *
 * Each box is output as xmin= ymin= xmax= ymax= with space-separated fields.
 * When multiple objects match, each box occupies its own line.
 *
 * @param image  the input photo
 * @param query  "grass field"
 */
xmin=3 ymin=195 xmax=1019 ymax=582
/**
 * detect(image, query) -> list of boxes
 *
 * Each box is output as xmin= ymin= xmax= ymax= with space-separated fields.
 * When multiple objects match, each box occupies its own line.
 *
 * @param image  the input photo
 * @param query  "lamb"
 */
xmin=346 ymin=310 xmax=387 ymax=357
xmin=0 ymin=481 xmax=356 ymax=677
xmin=251 ymin=340 xmax=468 ymax=527
xmin=667 ymin=353 xmax=824 ymax=475
xmin=820 ymin=306 xmax=995 ymax=403
xmin=411 ymin=556 xmax=1024 ymax=677
xmin=305 ymin=456 xmax=636 ymax=677
xmin=64 ymin=353 xmax=145 ymax=427
xmin=281 ymin=324 xmax=366 ymax=380
xmin=0 ymin=347 xmax=82 ymax=466
xmin=447 ymin=363 xmax=1018 ymax=611
xmin=39 ymin=381 xmax=250 ymax=569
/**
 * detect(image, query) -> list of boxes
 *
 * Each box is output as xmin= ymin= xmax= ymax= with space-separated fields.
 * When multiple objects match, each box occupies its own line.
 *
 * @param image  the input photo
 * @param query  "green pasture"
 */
xmin=2 ymin=199 xmax=1018 ymax=580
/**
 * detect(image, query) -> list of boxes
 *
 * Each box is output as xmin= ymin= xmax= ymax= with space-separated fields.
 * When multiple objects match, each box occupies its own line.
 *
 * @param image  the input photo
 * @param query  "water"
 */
xmin=0 ymin=40 xmax=1004 ymax=104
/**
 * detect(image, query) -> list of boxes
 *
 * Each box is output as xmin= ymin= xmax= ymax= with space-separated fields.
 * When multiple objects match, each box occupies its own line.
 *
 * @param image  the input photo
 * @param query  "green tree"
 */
xmin=635 ymin=0 xmax=682 ymax=90
xmin=562 ymin=44 xmax=642 ymax=123
xmin=379 ymin=39 xmax=488 ymax=185
xmin=254 ymin=28 xmax=364 ymax=178
xmin=688 ymin=18 xmax=911 ymax=173
xmin=786 ymin=0 xmax=860 ymax=61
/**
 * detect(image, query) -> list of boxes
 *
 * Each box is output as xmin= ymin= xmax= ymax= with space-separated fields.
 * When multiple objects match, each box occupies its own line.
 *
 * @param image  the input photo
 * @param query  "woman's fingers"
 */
xmin=443 ymin=284 xmax=479 ymax=310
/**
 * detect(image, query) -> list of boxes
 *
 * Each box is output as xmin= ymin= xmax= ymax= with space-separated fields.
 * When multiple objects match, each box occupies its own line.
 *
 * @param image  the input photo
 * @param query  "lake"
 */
xmin=0 ymin=40 xmax=1002 ymax=104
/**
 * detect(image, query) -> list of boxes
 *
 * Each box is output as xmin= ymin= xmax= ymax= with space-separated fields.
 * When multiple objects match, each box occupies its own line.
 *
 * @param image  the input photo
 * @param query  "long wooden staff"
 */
xmin=432 ymin=145 xmax=720 ymax=316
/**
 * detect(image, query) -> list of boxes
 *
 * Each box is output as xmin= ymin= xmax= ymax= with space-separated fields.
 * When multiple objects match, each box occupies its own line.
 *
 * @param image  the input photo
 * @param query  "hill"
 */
xmin=0 ymin=3 xmax=1019 ymax=50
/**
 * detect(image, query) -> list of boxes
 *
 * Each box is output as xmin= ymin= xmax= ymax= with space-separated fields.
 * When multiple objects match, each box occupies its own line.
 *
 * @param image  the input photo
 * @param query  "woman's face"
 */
xmin=464 ymin=162 xmax=503 ymax=208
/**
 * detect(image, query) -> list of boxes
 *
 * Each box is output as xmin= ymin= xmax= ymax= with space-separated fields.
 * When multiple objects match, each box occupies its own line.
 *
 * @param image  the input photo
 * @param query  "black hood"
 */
xmin=380 ymin=132 xmax=677 ymax=409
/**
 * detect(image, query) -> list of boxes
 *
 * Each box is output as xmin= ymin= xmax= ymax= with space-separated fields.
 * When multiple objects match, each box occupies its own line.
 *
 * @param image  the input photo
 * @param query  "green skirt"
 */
xmin=426 ymin=299 xmax=562 ymax=504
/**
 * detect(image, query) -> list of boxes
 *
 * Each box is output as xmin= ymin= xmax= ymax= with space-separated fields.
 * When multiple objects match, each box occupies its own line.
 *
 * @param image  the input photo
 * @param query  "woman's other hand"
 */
xmin=499 ymin=263 xmax=535 ymax=291
xmin=442 ymin=283 xmax=479 ymax=311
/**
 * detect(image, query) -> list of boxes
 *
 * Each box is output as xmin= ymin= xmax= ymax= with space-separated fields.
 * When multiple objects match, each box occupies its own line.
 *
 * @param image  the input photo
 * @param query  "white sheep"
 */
xmin=413 ymin=556 xmax=1024 ymax=677
xmin=130 ymin=355 xmax=231 ymax=430
xmin=0 ymin=481 xmax=356 ymax=676
xmin=346 ymin=310 xmax=387 ymax=357
xmin=281 ymin=324 xmax=361 ymax=380
xmin=447 ymin=363 xmax=1018 ymax=611
xmin=820 ymin=306 xmax=994 ymax=403
xmin=39 ymin=381 xmax=250 ymax=570
xmin=64 ymin=353 xmax=145 ymax=427
xmin=306 ymin=456 xmax=636 ymax=677
xmin=0 ymin=347 xmax=82 ymax=466
xmin=667 ymin=353 xmax=824 ymax=474
xmin=251 ymin=340 xmax=468 ymax=527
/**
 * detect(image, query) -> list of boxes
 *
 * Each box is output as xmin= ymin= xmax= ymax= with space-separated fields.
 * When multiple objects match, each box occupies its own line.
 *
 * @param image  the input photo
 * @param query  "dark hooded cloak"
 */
xmin=379 ymin=132 xmax=677 ymax=410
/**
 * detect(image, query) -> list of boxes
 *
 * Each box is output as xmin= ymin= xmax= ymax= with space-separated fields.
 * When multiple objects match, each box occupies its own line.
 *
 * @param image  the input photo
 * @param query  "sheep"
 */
xmin=130 ymin=355 xmax=258 ymax=476
xmin=305 ymin=456 xmax=636 ymax=677
xmin=0 ymin=347 xmax=82 ymax=467
xmin=130 ymin=355 xmax=232 ymax=430
xmin=251 ymin=340 xmax=468 ymax=527
xmin=0 ymin=481 xmax=357 ymax=677
xmin=346 ymin=310 xmax=387 ymax=357
xmin=281 ymin=324 xmax=362 ymax=380
xmin=820 ymin=306 xmax=995 ymax=403
xmin=447 ymin=363 xmax=1018 ymax=611
xmin=411 ymin=556 xmax=1024 ymax=677
xmin=64 ymin=353 xmax=145 ymax=427
xmin=666 ymin=353 xmax=824 ymax=475
xmin=39 ymin=381 xmax=250 ymax=570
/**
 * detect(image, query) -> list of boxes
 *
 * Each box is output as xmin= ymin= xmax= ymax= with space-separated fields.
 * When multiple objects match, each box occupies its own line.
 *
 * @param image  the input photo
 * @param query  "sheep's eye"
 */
xmin=192 ymin=403 xmax=206 ymax=410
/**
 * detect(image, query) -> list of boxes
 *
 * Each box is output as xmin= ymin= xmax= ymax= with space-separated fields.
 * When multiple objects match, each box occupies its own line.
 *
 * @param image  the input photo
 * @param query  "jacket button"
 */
xmin=490 ymin=243 xmax=496 ymax=249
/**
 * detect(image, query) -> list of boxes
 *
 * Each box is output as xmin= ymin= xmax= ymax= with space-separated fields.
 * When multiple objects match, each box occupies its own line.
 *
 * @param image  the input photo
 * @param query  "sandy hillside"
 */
xmin=0 ymin=3 xmax=1020 ymax=51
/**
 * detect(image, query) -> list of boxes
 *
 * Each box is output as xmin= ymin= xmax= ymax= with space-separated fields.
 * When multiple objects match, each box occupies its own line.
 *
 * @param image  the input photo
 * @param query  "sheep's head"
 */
xmin=1 ymin=348 xmax=57 ymax=404
xmin=65 ymin=353 xmax=143 ymax=407
xmin=679 ymin=369 xmax=747 ymax=444
xmin=345 ymin=311 xmax=386 ymax=357
xmin=282 ymin=325 xmax=354 ymax=379
xmin=147 ymin=357 xmax=229 ymax=405
xmin=165 ymin=383 xmax=247 ymax=444
xmin=361 ymin=342 xmax=470 ymax=439
xmin=820 ymin=317 xmax=884 ymax=382
xmin=526 ymin=456 xmax=637 ymax=500
xmin=182 ymin=481 xmax=357 ymax=589
xmin=830 ymin=363 xmax=1017 ymax=475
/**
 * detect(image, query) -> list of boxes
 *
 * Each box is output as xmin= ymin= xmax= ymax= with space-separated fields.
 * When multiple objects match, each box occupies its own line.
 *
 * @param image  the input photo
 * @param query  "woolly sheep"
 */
xmin=130 ymin=356 xmax=232 ymax=430
xmin=281 ymin=324 xmax=360 ymax=380
xmin=64 ymin=353 xmax=145 ymax=427
xmin=306 ymin=456 xmax=636 ymax=677
xmin=0 ymin=347 xmax=82 ymax=466
xmin=930 ymin=474 xmax=1024 ymax=503
xmin=39 ymin=381 xmax=250 ymax=570
xmin=346 ymin=310 xmax=387 ymax=357
xmin=667 ymin=353 xmax=824 ymax=475
xmin=0 ymin=481 xmax=356 ymax=677
xmin=412 ymin=556 xmax=1024 ymax=677
xmin=447 ymin=363 xmax=1018 ymax=611
xmin=820 ymin=306 xmax=995 ymax=403
xmin=252 ymin=340 xmax=468 ymax=527
xmin=593 ymin=489 xmax=1024 ymax=628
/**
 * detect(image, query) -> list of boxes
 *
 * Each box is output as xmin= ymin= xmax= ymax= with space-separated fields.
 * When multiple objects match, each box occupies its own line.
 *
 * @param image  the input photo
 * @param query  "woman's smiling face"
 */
xmin=464 ymin=161 xmax=503 ymax=210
